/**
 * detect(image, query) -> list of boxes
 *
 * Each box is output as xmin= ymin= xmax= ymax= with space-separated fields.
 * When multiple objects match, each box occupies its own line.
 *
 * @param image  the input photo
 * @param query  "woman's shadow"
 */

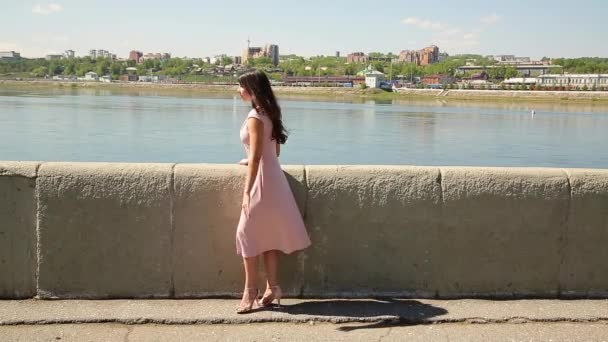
xmin=263 ymin=298 xmax=448 ymax=331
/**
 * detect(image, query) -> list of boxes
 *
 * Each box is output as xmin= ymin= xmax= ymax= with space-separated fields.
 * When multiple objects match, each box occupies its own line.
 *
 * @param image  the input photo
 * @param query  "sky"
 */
xmin=1 ymin=0 xmax=606 ymax=59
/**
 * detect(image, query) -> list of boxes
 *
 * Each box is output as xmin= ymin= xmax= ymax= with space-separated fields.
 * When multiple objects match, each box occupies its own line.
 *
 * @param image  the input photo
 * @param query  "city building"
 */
xmin=142 ymin=52 xmax=171 ymax=61
xmin=398 ymin=45 xmax=439 ymax=66
xmin=536 ymin=74 xmax=608 ymax=89
xmin=89 ymin=49 xmax=114 ymax=59
xmin=242 ymin=43 xmax=280 ymax=66
xmin=129 ymin=50 xmax=143 ymax=63
xmin=369 ymin=56 xmax=395 ymax=63
xmin=336 ymin=51 xmax=340 ymax=58
xmin=347 ymin=52 xmax=368 ymax=63
xmin=64 ymin=50 xmax=75 ymax=59
xmin=399 ymin=50 xmax=417 ymax=64
xmin=419 ymin=45 xmax=439 ymax=66
xmin=210 ymin=54 xmax=227 ymax=65
xmin=0 ymin=51 xmax=21 ymax=60
xmin=421 ymin=74 xmax=454 ymax=86
xmin=492 ymin=55 xmax=516 ymax=62
xmin=491 ymin=55 xmax=534 ymax=65
xmin=242 ymin=47 xmax=262 ymax=64
xmin=45 ymin=54 xmax=63 ymax=60
xmin=264 ymin=44 xmax=279 ymax=66
xmin=233 ymin=56 xmax=242 ymax=65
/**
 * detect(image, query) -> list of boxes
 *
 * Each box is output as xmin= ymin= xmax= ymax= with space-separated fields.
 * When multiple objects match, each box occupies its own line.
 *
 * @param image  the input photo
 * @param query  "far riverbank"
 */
xmin=3 ymin=80 xmax=608 ymax=105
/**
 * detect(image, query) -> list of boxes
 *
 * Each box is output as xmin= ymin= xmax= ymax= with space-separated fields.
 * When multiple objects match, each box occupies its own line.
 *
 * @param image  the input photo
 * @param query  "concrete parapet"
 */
xmin=302 ymin=166 xmax=443 ymax=297
xmin=438 ymin=167 xmax=569 ymax=297
xmin=560 ymin=169 xmax=608 ymax=297
xmin=0 ymin=162 xmax=39 ymax=299
xmin=36 ymin=162 xmax=173 ymax=298
xmin=2 ymin=162 xmax=607 ymax=299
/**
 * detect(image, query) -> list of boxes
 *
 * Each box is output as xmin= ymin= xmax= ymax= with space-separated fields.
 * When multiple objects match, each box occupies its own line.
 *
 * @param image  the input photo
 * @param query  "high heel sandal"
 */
xmin=236 ymin=287 xmax=259 ymax=314
xmin=260 ymin=285 xmax=282 ymax=307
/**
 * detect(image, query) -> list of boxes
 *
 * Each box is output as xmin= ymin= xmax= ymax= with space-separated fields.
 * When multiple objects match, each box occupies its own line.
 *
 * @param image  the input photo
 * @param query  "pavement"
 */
xmin=1 ymin=298 xmax=607 ymax=341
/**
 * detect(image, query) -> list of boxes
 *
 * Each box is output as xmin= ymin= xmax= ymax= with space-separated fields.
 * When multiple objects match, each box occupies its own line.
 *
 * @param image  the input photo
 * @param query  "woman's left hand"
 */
xmin=242 ymin=192 xmax=250 ymax=218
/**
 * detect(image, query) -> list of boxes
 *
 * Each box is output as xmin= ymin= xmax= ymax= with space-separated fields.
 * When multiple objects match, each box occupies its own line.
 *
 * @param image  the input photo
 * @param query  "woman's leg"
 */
xmin=262 ymin=250 xmax=279 ymax=288
xmin=239 ymin=256 xmax=259 ymax=308
xmin=261 ymin=250 xmax=282 ymax=305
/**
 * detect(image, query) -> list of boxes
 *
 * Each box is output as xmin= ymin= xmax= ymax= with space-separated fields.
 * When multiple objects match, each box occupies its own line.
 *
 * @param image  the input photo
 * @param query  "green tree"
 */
xmin=222 ymin=56 xmax=234 ymax=65
xmin=504 ymin=67 xmax=518 ymax=79
xmin=249 ymin=57 xmax=272 ymax=67
xmin=63 ymin=62 xmax=76 ymax=75
xmin=372 ymin=61 xmax=384 ymax=73
xmin=30 ymin=66 xmax=48 ymax=77
xmin=143 ymin=59 xmax=155 ymax=69
xmin=48 ymin=61 xmax=63 ymax=75
xmin=344 ymin=64 xmax=357 ymax=76
xmin=96 ymin=61 xmax=110 ymax=76
xmin=110 ymin=62 xmax=125 ymax=77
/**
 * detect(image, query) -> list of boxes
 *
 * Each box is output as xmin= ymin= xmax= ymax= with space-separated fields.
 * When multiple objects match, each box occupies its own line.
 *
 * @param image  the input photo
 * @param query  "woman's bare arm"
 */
xmin=244 ymin=117 xmax=264 ymax=195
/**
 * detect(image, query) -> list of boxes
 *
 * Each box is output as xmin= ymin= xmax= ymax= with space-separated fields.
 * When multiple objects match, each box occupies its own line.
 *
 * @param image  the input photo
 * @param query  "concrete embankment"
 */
xmin=1 ymin=162 xmax=607 ymax=299
xmin=4 ymin=80 xmax=608 ymax=102
xmin=394 ymin=88 xmax=608 ymax=99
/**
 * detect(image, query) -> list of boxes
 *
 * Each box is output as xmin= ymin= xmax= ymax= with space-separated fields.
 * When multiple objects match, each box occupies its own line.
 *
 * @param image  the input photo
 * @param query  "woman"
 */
xmin=235 ymin=70 xmax=311 ymax=314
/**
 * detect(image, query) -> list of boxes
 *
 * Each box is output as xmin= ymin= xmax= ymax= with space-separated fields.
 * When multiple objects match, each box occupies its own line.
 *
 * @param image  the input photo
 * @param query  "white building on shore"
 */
xmin=503 ymin=77 xmax=538 ymax=85
xmin=536 ymin=74 xmax=608 ymax=88
xmin=84 ymin=71 xmax=98 ymax=81
xmin=0 ymin=51 xmax=21 ymax=60
xmin=359 ymin=64 xmax=385 ymax=88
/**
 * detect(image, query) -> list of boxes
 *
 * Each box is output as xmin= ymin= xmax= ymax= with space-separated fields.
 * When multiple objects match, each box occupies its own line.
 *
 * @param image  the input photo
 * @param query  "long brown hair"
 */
xmin=238 ymin=70 xmax=288 ymax=144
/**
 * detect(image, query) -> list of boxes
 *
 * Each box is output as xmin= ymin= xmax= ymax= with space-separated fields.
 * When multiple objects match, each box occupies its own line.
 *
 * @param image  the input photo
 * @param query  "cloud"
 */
xmin=433 ymin=37 xmax=480 ymax=54
xmin=32 ymin=33 xmax=69 ymax=44
xmin=480 ymin=14 xmax=501 ymax=24
xmin=440 ymin=28 xmax=462 ymax=36
xmin=402 ymin=17 xmax=445 ymax=30
xmin=32 ymin=3 xmax=63 ymax=15
xmin=401 ymin=15 xmax=492 ymax=53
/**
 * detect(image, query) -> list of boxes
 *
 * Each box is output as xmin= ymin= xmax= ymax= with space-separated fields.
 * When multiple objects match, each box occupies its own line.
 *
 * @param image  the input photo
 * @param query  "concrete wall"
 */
xmin=1 ymin=161 xmax=607 ymax=299
xmin=0 ymin=162 xmax=38 ymax=299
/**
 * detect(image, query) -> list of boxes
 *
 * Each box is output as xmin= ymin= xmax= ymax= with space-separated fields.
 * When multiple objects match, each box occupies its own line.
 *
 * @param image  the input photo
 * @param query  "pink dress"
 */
xmin=236 ymin=109 xmax=311 ymax=257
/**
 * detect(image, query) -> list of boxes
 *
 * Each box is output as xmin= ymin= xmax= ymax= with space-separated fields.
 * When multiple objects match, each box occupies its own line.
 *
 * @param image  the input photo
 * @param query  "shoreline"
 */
xmin=3 ymin=79 xmax=608 ymax=104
